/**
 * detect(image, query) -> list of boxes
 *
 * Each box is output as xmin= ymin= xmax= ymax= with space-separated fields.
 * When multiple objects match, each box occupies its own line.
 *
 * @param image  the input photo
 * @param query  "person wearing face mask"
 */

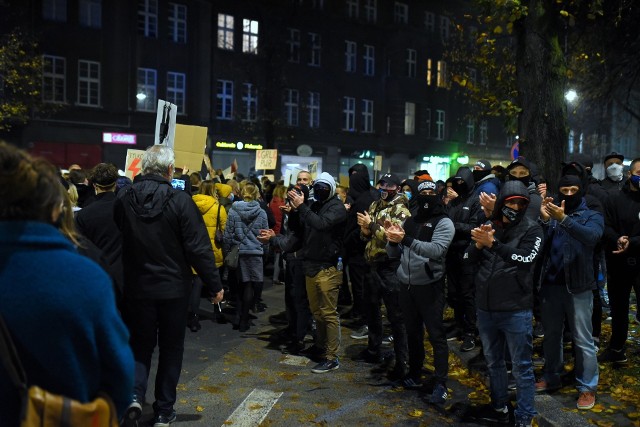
xmin=356 ymin=173 xmax=411 ymax=380
xmin=464 ymin=180 xmax=544 ymax=427
xmin=600 ymin=152 xmax=625 ymax=192
xmin=535 ymin=175 xmax=603 ymax=411
xmin=506 ymin=157 xmax=542 ymax=221
xmin=472 ymin=159 xmax=500 ymax=199
xmin=385 ymin=180 xmax=454 ymax=403
xmin=444 ymin=167 xmax=482 ymax=351
xmin=599 ymin=157 xmax=640 ymax=365
xmin=400 ymin=178 xmax=420 ymax=215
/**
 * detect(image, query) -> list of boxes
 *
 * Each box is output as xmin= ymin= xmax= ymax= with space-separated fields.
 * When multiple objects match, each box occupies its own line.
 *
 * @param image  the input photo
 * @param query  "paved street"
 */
xmin=134 ymin=279 xmax=639 ymax=426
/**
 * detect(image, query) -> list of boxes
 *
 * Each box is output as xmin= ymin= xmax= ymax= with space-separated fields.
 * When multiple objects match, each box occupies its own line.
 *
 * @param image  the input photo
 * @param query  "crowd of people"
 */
xmin=1 ymin=140 xmax=639 ymax=427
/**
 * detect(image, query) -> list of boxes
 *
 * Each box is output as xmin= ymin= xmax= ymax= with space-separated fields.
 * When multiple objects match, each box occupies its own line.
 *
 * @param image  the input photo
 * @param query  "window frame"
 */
xmin=138 ymin=0 xmax=158 ymax=38
xmin=216 ymin=79 xmax=234 ymax=120
xmin=363 ymin=44 xmax=375 ymax=76
xmin=242 ymin=82 xmax=258 ymax=122
xmin=42 ymin=0 xmax=67 ymax=22
xmin=404 ymin=102 xmax=415 ymax=135
xmin=168 ymin=3 xmax=187 ymax=43
xmin=284 ymin=88 xmax=300 ymax=127
xmin=436 ymin=109 xmax=445 ymax=140
xmin=364 ymin=0 xmax=377 ymax=23
xmin=217 ymin=14 xmax=234 ymax=50
xmin=394 ymin=2 xmax=408 ymax=24
xmin=79 ymin=0 xmax=101 ymax=28
xmin=136 ymin=67 xmax=157 ymax=111
xmin=42 ymin=54 xmax=66 ymax=103
xmin=406 ymin=49 xmax=417 ymax=78
xmin=345 ymin=40 xmax=357 ymax=73
xmin=362 ymin=99 xmax=374 ymax=133
xmin=343 ymin=96 xmax=356 ymax=131
xmin=167 ymin=71 xmax=186 ymax=114
xmin=308 ymin=91 xmax=320 ymax=128
xmin=242 ymin=18 xmax=259 ymax=54
xmin=308 ymin=32 xmax=322 ymax=67
xmin=77 ymin=59 xmax=100 ymax=107
xmin=287 ymin=28 xmax=300 ymax=63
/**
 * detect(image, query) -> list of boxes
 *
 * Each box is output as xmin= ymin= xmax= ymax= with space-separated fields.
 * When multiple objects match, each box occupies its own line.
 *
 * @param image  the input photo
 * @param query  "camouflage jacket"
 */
xmin=361 ymin=194 xmax=411 ymax=262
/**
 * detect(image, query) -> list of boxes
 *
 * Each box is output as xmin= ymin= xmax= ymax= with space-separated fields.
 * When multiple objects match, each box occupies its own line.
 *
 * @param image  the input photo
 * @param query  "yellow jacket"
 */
xmin=192 ymin=194 xmax=227 ymax=267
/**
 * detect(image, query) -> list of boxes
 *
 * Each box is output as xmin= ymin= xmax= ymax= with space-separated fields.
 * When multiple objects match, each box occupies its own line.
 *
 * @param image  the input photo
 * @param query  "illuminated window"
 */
xmin=437 ymin=60 xmax=447 ymax=87
xmin=137 ymin=68 xmax=157 ymax=111
xmin=404 ymin=102 xmax=415 ymax=135
xmin=242 ymin=19 xmax=259 ymax=54
xmin=217 ymin=14 xmax=234 ymax=50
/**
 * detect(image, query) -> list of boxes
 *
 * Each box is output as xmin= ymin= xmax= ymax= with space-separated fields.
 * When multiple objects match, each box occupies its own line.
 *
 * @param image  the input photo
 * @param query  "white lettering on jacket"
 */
xmin=511 ymin=236 xmax=542 ymax=263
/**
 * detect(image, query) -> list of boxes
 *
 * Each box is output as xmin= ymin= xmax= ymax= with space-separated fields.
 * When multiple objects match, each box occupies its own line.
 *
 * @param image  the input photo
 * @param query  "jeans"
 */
xmin=306 ymin=267 xmax=342 ymax=360
xmin=540 ymin=286 xmax=598 ymax=392
xmin=367 ymin=260 xmax=408 ymax=365
xmin=606 ymin=265 xmax=640 ymax=350
xmin=123 ymin=296 xmax=189 ymax=415
xmin=477 ymin=309 xmax=536 ymax=424
xmin=398 ymin=278 xmax=448 ymax=384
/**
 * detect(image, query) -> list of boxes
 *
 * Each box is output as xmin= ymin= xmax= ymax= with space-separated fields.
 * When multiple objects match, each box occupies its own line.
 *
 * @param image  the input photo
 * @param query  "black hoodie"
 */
xmin=446 ymin=167 xmax=481 ymax=252
xmin=344 ymin=167 xmax=380 ymax=258
xmin=114 ymin=174 xmax=222 ymax=299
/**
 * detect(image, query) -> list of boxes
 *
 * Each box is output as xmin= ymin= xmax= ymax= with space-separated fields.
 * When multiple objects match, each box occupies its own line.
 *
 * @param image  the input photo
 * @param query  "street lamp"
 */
xmin=565 ymin=89 xmax=578 ymax=103
xmin=136 ymin=92 xmax=147 ymax=101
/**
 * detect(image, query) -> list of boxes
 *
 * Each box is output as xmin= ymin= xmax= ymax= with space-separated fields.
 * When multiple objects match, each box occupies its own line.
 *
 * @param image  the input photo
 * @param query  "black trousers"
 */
xmin=446 ymin=256 xmax=476 ymax=335
xmin=366 ymin=260 xmax=408 ymax=364
xmin=607 ymin=263 xmax=640 ymax=350
xmin=399 ymin=278 xmax=449 ymax=384
xmin=346 ymin=255 xmax=369 ymax=321
xmin=286 ymin=256 xmax=312 ymax=342
xmin=123 ymin=296 xmax=189 ymax=415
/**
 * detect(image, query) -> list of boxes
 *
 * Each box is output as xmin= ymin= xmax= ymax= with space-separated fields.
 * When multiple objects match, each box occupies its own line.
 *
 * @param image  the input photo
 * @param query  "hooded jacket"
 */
xmin=114 ymin=174 xmax=222 ymax=299
xmin=215 ymin=183 xmax=234 ymax=213
xmin=192 ymin=194 xmax=227 ymax=267
xmin=446 ymin=167 xmax=481 ymax=253
xmin=464 ymin=180 xmax=544 ymax=312
xmin=223 ymin=200 xmax=268 ymax=256
xmin=604 ymin=180 xmax=640 ymax=268
xmin=344 ymin=167 xmax=379 ymax=258
xmin=362 ymin=192 xmax=410 ymax=262
xmin=401 ymin=179 xmax=420 ymax=216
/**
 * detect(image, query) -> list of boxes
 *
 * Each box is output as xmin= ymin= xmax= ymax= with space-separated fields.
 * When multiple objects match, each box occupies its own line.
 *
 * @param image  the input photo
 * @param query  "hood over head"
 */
xmin=451 ymin=167 xmax=475 ymax=196
xmin=561 ymin=161 xmax=589 ymax=190
xmin=215 ymin=183 xmax=232 ymax=198
xmin=349 ymin=168 xmax=371 ymax=199
xmin=492 ymin=180 xmax=530 ymax=222
xmin=348 ymin=163 xmax=369 ymax=176
xmin=314 ymin=172 xmax=336 ymax=198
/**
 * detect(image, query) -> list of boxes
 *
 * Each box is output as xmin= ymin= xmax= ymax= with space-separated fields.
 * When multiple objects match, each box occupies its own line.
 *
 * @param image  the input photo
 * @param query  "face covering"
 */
xmin=416 ymin=194 xmax=440 ymax=219
xmin=379 ymin=188 xmax=397 ymax=201
xmin=630 ymin=175 xmax=640 ymax=190
xmin=558 ymin=193 xmax=582 ymax=213
xmin=313 ymin=184 xmax=331 ymax=202
xmin=451 ymin=181 xmax=467 ymax=196
xmin=472 ymin=169 xmax=491 ymax=182
xmin=510 ymin=174 xmax=531 ymax=187
xmin=606 ymin=163 xmax=624 ymax=182
xmin=404 ymin=191 xmax=412 ymax=200
xmin=501 ymin=205 xmax=522 ymax=223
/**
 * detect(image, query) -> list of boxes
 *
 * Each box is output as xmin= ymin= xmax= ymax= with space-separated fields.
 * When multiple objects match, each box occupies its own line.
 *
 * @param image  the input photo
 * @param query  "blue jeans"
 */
xmin=540 ymin=286 xmax=599 ymax=392
xmin=477 ymin=309 xmax=536 ymax=424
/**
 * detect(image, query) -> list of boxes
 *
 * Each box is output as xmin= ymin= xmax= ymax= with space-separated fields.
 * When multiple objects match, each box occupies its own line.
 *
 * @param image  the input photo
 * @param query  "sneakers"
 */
xmin=597 ymin=347 xmax=628 ymax=364
xmin=461 ymin=335 xmax=476 ymax=352
xmin=187 ymin=313 xmax=201 ymax=332
xmin=533 ymin=322 xmax=544 ymax=338
xmin=311 ymin=358 xmax=340 ymax=373
xmin=446 ymin=327 xmax=462 ymax=341
xmin=514 ymin=419 xmax=532 ymax=427
xmin=577 ymin=391 xmax=596 ymax=410
xmin=352 ymin=349 xmax=383 ymax=364
xmin=382 ymin=335 xmax=394 ymax=345
xmin=535 ymin=378 xmax=561 ymax=393
xmin=153 ymin=410 xmax=177 ymax=427
xmin=465 ymin=403 xmax=510 ymax=425
xmin=299 ymin=345 xmax=325 ymax=359
xmin=350 ymin=325 xmax=369 ymax=340
xmin=122 ymin=396 xmax=142 ymax=425
xmin=402 ymin=377 xmax=423 ymax=389
xmin=429 ymin=383 xmax=448 ymax=404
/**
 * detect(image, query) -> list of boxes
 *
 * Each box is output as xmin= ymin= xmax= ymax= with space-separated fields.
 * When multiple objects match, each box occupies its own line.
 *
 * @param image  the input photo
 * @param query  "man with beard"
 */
xmin=445 ymin=167 xmax=481 ymax=351
xmin=356 ymin=173 xmax=410 ymax=379
xmin=464 ymin=181 xmax=543 ymax=427
xmin=385 ymin=179 xmax=454 ymax=403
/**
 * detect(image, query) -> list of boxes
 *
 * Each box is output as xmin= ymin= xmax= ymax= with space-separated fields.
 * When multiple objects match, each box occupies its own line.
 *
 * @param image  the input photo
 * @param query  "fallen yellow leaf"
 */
xmin=409 ymin=409 xmax=423 ymax=417
xmin=196 ymin=406 xmax=204 ymax=412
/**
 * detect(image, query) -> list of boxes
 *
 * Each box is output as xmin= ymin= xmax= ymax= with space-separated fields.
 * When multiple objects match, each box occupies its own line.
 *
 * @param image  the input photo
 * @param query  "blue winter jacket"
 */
xmin=223 ymin=200 xmax=268 ymax=255
xmin=538 ymin=199 xmax=604 ymax=294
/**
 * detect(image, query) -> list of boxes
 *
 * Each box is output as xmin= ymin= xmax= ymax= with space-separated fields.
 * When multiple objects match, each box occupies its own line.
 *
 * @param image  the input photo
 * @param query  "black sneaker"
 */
xmin=153 ymin=410 xmax=177 ymax=427
xmin=446 ymin=327 xmax=462 ymax=341
xmin=122 ymin=395 xmax=142 ymax=425
xmin=299 ymin=345 xmax=325 ymax=361
xmin=533 ymin=322 xmax=544 ymax=338
xmin=311 ymin=358 xmax=340 ymax=373
xmin=597 ymin=348 xmax=627 ymax=364
xmin=429 ymin=383 xmax=448 ymax=404
xmin=402 ymin=377 xmax=423 ymax=389
xmin=465 ymin=403 xmax=510 ymax=425
xmin=461 ymin=335 xmax=476 ymax=352
xmin=352 ymin=349 xmax=383 ymax=364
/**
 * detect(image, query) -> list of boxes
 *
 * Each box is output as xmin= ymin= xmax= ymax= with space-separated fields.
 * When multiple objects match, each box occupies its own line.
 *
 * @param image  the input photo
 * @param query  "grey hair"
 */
xmin=142 ymin=145 xmax=175 ymax=176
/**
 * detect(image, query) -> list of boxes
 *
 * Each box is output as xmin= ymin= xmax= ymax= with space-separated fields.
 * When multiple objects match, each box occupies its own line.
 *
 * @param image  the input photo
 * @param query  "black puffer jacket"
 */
xmin=114 ymin=174 xmax=222 ymax=299
xmin=465 ymin=181 xmax=544 ymax=312
xmin=344 ymin=168 xmax=379 ymax=259
xmin=446 ymin=167 xmax=481 ymax=253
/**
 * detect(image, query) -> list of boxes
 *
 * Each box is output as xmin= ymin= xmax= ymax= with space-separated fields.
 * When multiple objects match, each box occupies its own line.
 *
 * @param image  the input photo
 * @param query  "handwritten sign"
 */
xmin=255 ymin=149 xmax=278 ymax=170
xmin=125 ymin=149 xmax=146 ymax=180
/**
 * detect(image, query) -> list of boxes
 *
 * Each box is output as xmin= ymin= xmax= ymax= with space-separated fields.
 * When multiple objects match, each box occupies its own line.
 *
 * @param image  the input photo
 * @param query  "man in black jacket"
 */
xmin=115 ymin=145 xmax=224 ymax=427
xmin=288 ymin=172 xmax=347 ymax=374
xmin=464 ymin=181 xmax=543 ymax=427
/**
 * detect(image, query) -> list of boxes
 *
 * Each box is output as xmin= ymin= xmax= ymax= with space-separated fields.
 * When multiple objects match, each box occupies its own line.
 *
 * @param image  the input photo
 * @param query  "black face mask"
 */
xmin=415 ymin=194 xmax=440 ymax=219
xmin=451 ymin=181 xmax=467 ymax=196
xmin=501 ymin=205 xmax=523 ymax=223
xmin=558 ymin=193 xmax=582 ymax=213
xmin=510 ymin=175 xmax=531 ymax=187
xmin=379 ymin=188 xmax=397 ymax=201
xmin=313 ymin=185 xmax=331 ymax=202
xmin=472 ymin=170 xmax=491 ymax=182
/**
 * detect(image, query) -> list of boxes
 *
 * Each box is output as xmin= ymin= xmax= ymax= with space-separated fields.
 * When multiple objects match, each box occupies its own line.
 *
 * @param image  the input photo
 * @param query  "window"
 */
xmin=287 ymin=28 xmax=300 ymax=63
xmin=217 ymin=14 xmax=234 ymax=50
xmin=308 ymin=92 xmax=320 ymax=128
xmin=308 ymin=33 xmax=321 ymax=67
xmin=480 ymin=120 xmax=488 ymax=145
xmin=42 ymin=55 xmax=65 ymax=103
xmin=364 ymin=0 xmax=376 ymax=23
xmin=167 ymin=72 xmax=186 ymax=114
xmin=404 ymin=102 xmax=415 ymax=135
xmin=77 ymin=60 xmax=100 ymax=107
xmin=466 ymin=119 xmax=474 ymax=144
xmin=426 ymin=59 xmax=432 ymax=85
xmin=406 ymin=49 xmax=416 ymax=78
xmin=436 ymin=109 xmax=445 ymax=140
xmin=242 ymin=19 xmax=259 ymax=54
xmin=363 ymin=45 xmax=375 ymax=76
xmin=437 ymin=60 xmax=447 ymax=87
xmin=362 ymin=99 xmax=373 ymax=133
xmin=138 ymin=0 xmax=158 ymax=38
xmin=345 ymin=41 xmax=357 ymax=73
xmin=347 ymin=0 xmax=358 ymax=18
xmin=242 ymin=83 xmax=258 ymax=122
xmin=216 ymin=80 xmax=233 ymax=120
xmin=343 ymin=97 xmax=355 ymax=131
xmin=425 ymin=11 xmax=435 ymax=32
xmin=136 ymin=68 xmax=156 ymax=111
xmin=440 ymin=16 xmax=450 ymax=40
xmin=168 ymin=3 xmax=187 ymax=43
xmin=425 ymin=108 xmax=431 ymax=137
xmin=394 ymin=2 xmax=408 ymax=24
xmin=79 ymin=0 xmax=101 ymax=28
xmin=284 ymin=89 xmax=299 ymax=126
xmin=43 ymin=0 xmax=66 ymax=22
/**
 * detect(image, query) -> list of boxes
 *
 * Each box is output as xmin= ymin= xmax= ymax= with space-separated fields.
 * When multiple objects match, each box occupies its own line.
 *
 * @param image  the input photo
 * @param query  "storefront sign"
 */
xmin=215 ymin=141 xmax=264 ymax=150
xmin=103 ymin=132 xmax=136 ymax=145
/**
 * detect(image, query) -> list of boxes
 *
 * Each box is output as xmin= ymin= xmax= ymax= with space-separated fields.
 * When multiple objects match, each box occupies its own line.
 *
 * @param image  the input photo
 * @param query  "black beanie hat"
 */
xmin=558 ymin=175 xmax=583 ymax=195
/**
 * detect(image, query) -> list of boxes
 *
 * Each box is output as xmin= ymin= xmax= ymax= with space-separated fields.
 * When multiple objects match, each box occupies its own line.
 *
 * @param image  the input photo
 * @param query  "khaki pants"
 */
xmin=305 ymin=267 xmax=342 ymax=360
